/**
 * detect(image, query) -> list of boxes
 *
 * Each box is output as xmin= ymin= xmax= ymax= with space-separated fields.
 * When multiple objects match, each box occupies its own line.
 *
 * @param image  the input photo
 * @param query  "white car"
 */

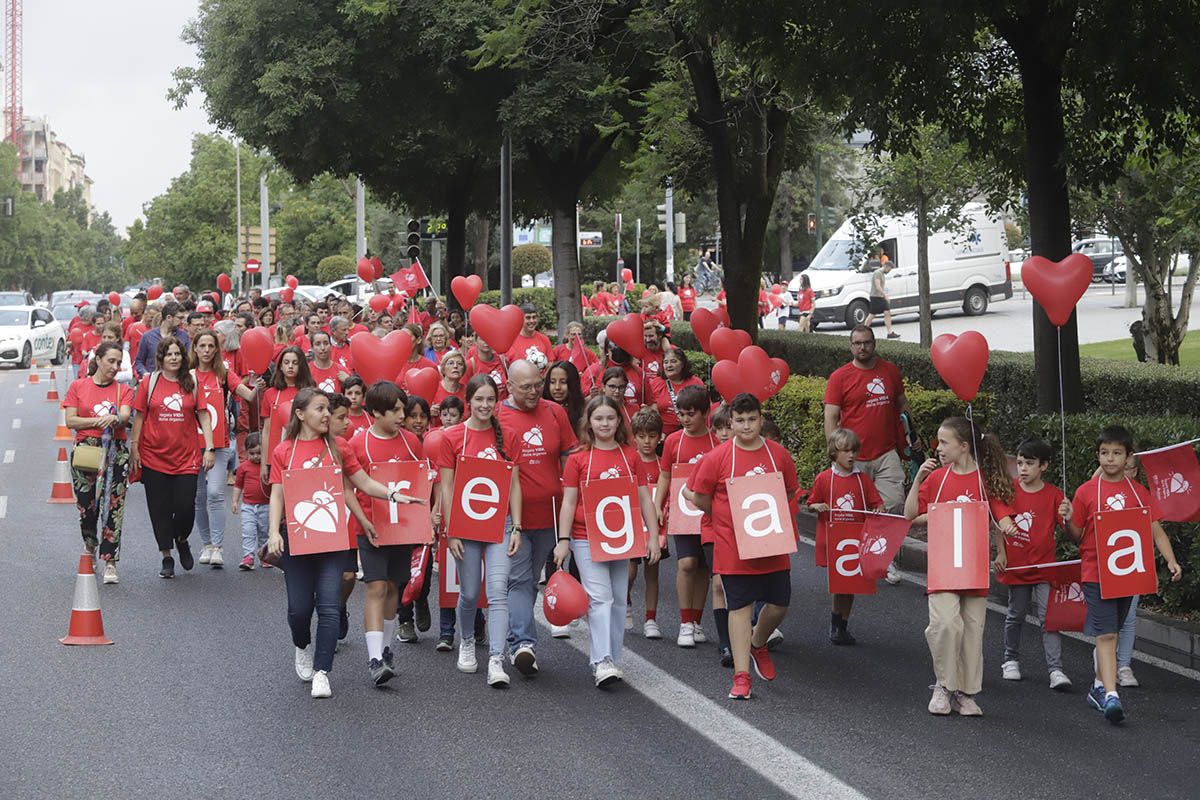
xmin=0 ymin=305 xmax=67 ymax=368
xmin=261 ymin=285 xmax=338 ymax=305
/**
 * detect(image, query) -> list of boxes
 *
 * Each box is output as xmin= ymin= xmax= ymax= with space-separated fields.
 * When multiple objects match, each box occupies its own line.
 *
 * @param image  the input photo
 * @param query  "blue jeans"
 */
xmin=456 ymin=528 xmax=512 ymax=657
xmin=281 ymin=546 xmax=344 ymax=673
xmin=194 ymin=446 xmax=236 ymax=547
xmin=240 ymin=503 xmax=269 ymax=558
xmin=506 ymin=527 xmax=556 ymax=650
xmin=1118 ymin=594 xmax=1139 ymax=668
xmin=570 ymin=540 xmax=627 ymax=665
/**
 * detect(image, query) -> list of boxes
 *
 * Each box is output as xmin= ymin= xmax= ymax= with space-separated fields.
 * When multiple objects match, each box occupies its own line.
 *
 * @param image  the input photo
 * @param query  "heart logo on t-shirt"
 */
xmin=303 ymin=455 xmax=323 ymax=469
xmin=688 ymin=453 xmax=704 ymax=464
xmin=646 ymin=361 xmax=661 ymax=374
xmin=523 ymin=427 xmax=544 ymax=446
xmin=624 ymin=383 xmax=637 ymax=398
xmin=477 ymin=447 xmax=499 ymax=460
xmin=318 ymin=377 xmax=337 ymax=393
xmin=162 ymin=393 xmax=184 ymax=412
xmin=866 ymin=378 xmax=886 ymax=396
xmin=600 ymin=467 xmax=622 ymax=479
xmin=1014 ymin=511 xmax=1034 ymax=532
xmin=955 ymin=492 xmax=975 ymax=502
xmin=745 ymin=465 xmax=766 ymax=476
xmin=91 ymin=402 xmax=114 ymax=417
xmin=1106 ymin=493 xmax=1127 ymax=510
xmin=835 ymin=493 xmax=856 ymax=511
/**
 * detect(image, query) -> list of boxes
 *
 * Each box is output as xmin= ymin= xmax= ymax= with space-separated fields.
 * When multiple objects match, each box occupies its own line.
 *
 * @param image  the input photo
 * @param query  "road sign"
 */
xmin=245 ymin=258 xmax=261 ymax=274
xmin=579 ymin=231 xmax=603 ymax=248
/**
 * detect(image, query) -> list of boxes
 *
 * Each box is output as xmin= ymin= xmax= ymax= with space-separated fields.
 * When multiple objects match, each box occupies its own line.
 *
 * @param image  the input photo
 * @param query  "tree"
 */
xmin=317 ymin=255 xmax=355 ymax=285
xmin=511 ymin=244 xmax=552 ymax=279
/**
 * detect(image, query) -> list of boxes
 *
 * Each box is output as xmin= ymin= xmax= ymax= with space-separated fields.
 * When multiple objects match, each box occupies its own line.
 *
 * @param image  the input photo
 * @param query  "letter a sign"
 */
xmin=726 ymin=472 xmax=797 ymax=560
xmin=446 ymin=455 xmax=512 ymax=543
xmin=369 ymin=461 xmax=432 ymax=546
xmin=826 ymin=521 xmax=876 ymax=595
xmin=926 ymin=501 xmax=989 ymax=592
xmin=1095 ymin=507 xmax=1157 ymax=599
xmin=668 ymin=464 xmax=704 ymax=535
xmin=582 ymin=477 xmax=648 ymax=562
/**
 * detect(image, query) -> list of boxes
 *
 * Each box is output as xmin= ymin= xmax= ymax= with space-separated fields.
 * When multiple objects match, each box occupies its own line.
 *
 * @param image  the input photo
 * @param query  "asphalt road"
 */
xmin=2 ymin=365 xmax=1198 ymax=800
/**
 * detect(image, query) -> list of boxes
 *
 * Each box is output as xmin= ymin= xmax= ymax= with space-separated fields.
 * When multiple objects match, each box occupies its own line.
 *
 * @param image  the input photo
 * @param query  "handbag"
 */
xmin=72 ymin=381 xmax=120 ymax=472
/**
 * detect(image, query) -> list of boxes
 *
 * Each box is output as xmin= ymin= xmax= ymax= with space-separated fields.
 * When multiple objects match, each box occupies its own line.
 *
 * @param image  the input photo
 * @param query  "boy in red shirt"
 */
xmin=688 ymin=393 xmax=800 ymax=700
xmin=627 ymin=408 xmax=667 ymax=639
xmin=1068 ymin=426 xmax=1182 ymax=724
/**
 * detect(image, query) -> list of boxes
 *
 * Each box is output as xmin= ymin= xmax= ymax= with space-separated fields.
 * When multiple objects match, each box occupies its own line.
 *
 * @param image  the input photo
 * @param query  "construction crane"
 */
xmin=4 ymin=0 xmax=20 ymax=167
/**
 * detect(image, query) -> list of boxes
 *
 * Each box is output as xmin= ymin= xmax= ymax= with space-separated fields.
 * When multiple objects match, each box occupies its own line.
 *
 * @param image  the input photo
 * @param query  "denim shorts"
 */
xmin=1082 ymin=582 xmax=1133 ymax=636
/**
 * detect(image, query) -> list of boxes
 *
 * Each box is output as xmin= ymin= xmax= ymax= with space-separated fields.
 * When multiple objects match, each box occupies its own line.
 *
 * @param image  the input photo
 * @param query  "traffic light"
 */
xmin=674 ymin=212 xmax=686 ymax=244
xmin=406 ymin=218 xmax=422 ymax=260
xmin=657 ymin=204 xmax=668 ymax=231
xmin=807 ymin=212 xmax=817 ymax=235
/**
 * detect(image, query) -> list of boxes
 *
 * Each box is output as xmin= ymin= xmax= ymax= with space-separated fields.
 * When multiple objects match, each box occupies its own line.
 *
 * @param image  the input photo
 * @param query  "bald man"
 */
xmin=498 ymin=359 xmax=578 ymax=675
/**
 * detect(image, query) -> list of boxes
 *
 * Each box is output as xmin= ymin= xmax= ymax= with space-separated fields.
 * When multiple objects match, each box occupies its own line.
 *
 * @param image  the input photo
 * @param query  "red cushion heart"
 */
xmin=710 ymin=327 xmax=752 ymax=363
xmin=451 ymin=275 xmax=483 ymax=309
xmin=469 ymin=304 xmax=525 ymax=355
xmin=735 ymin=347 xmax=791 ymax=401
xmin=403 ymin=366 xmax=441 ymax=403
xmin=350 ymin=329 xmax=414 ymax=387
xmin=710 ymin=359 xmax=742 ymax=403
xmin=605 ymin=314 xmax=649 ymax=360
xmin=930 ymin=331 xmax=989 ymax=403
xmin=690 ymin=308 xmax=721 ymax=354
xmin=1020 ymin=254 xmax=1093 ymax=327
xmin=368 ymin=294 xmax=390 ymax=313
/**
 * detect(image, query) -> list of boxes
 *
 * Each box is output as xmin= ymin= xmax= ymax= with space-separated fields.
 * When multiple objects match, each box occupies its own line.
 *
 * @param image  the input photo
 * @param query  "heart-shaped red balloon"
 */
xmin=543 ymin=570 xmax=588 ymax=626
xmin=279 ymin=287 xmax=294 ymax=303
xmin=350 ymin=329 xmax=414 ymax=387
xmin=620 ymin=268 xmax=633 ymax=282
xmin=239 ymin=326 xmax=275 ymax=375
xmin=370 ymin=256 xmax=385 ymax=281
xmin=216 ymin=273 xmax=233 ymax=293
xmin=357 ymin=257 xmax=375 ymax=283
xmin=147 ymin=285 xmax=163 ymax=301
xmin=451 ymin=275 xmax=483 ymax=309
xmin=930 ymin=331 xmax=989 ymax=402
xmin=403 ymin=366 xmax=441 ymax=403
xmin=690 ymin=308 xmax=721 ymax=354
xmin=107 ymin=291 xmax=121 ymax=306
xmin=469 ymin=304 xmax=524 ymax=355
xmin=368 ymin=294 xmax=390 ymax=313
xmin=735 ymin=347 xmax=789 ymax=401
xmin=715 ymin=306 xmax=731 ymax=327
xmin=286 ymin=275 xmax=299 ymax=289
xmin=710 ymin=327 xmax=752 ymax=363
xmin=1020 ymin=254 xmax=1092 ymax=327
xmin=606 ymin=313 xmax=649 ymax=360
xmin=710 ymin=359 xmax=742 ymax=403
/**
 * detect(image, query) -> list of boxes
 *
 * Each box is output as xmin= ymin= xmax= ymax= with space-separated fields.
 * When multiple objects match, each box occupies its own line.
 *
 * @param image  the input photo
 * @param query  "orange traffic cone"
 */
xmin=53 ymin=408 xmax=71 ymax=441
xmin=48 ymin=447 xmax=74 ymax=503
xmin=59 ymin=553 xmax=113 ymax=646
xmin=27 ymin=364 xmax=39 ymax=384
xmin=45 ymin=371 xmax=60 ymax=402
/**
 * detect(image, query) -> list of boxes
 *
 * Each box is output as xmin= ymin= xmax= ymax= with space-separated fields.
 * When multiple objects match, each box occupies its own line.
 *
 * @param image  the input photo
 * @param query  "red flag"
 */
xmin=409 ymin=259 xmax=431 ymax=290
xmin=401 ymin=544 xmax=431 ymax=605
xmin=569 ymin=333 xmax=590 ymax=374
xmin=407 ymin=300 xmax=420 ymax=328
xmin=858 ymin=514 xmax=911 ymax=580
xmin=1043 ymin=562 xmax=1085 ymax=632
xmin=1139 ymin=441 xmax=1200 ymax=522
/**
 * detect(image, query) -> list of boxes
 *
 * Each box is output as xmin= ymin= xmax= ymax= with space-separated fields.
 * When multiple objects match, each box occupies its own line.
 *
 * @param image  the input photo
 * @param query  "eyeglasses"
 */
xmin=513 ymin=382 xmax=543 ymax=393
xmin=605 ymin=383 xmax=628 ymax=391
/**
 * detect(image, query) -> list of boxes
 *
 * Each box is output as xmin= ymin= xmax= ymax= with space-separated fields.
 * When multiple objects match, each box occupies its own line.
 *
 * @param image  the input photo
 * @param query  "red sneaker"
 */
xmin=728 ymin=671 xmax=752 ymax=700
xmin=750 ymin=644 xmax=776 ymax=681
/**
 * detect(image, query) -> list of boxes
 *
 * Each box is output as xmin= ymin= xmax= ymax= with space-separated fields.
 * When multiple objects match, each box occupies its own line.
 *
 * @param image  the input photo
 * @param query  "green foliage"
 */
xmin=477 ymin=288 xmax=557 ymax=325
xmin=317 ymin=255 xmax=355 ymax=285
xmin=511 ymin=244 xmax=552 ymax=278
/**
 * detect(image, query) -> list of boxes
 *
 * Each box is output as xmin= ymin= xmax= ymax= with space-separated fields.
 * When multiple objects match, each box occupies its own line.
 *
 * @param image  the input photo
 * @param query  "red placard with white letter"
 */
xmin=446 ymin=456 xmax=512 ymax=543
xmin=826 ymin=521 xmax=876 ymax=595
xmin=926 ymin=501 xmax=989 ymax=592
xmin=283 ymin=465 xmax=349 ymax=555
xmin=437 ymin=536 xmax=487 ymax=608
xmin=582 ymin=477 xmax=648 ymax=562
xmin=1095 ymin=507 xmax=1158 ymax=599
xmin=369 ymin=461 xmax=433 ymax=546
xmin=726 ymin=472 xmax=798 ymax=560
xmin=668 ymin=464 xmax=703 ymax=535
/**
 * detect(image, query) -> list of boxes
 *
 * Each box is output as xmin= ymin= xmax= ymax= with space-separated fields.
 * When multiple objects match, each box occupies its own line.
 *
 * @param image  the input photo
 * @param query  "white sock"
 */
xmin=365 ymin=630 xmax=384 ymax=661
xmin=1106 ymin=690 xmax=1119 ymax=700
xmin=383 ymin=616 xmax=397 ymax=645
xmin=1093 ymin=678 xmax=1104 ymax=689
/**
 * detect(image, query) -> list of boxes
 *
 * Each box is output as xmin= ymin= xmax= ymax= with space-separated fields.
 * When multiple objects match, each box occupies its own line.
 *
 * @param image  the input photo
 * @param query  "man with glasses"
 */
xmin=498 ymin=359 xmax=578 ymax=675
xmin=823 ymin=324 xmax=911 ymax=582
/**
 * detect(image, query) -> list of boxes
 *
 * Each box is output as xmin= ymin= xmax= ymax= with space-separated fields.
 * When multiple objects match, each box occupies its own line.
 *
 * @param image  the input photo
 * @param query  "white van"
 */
xmin=789 ymin=203 xmax=1012 ymax=329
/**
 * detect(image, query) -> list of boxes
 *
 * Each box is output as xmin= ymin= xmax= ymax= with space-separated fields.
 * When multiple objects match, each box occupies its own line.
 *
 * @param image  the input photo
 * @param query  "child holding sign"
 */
xmin=808 ymin=428 xmax=884 ymax=646
xmin=554 ymin=396 xmax=662 ymax=688
xmin=904 ymin=416 xmax=1013 ymax=717
xmin=628 ymin=408 xmax=668 ymax=638
xmin=1068 ymin=426 xmax=1182 ymax=724
xmin=688 ymin=394 xmax=801 ymax=701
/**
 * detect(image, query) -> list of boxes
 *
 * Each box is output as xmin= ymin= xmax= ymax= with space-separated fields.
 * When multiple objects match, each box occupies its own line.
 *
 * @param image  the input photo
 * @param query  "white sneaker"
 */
xmin=209 ymin=548 xmax=224 ymax=568
xmin=693 ymin=623 xmax=708 ymax=644
xmin=487 ymin=656 xmax=510 ymax=687
xmin=550 ymin=624 xmax=572 ymax=639
xmin=677 ymin=622 xmax=696 ymax=648
xmin=1049 ymin=669 xmax=1072 ymax=691
xmin=102 ymin=562 xmax=119 ymax=585
xmin=198 ymin=546 xmax=212 ymax=565
xmin=310 ymin=670 xmax=331 ymax=698
xmin=1117 ymin=666 xmax=1139 ymax=687
xmin=885 ymin=563 xmax=902 ymax=585
xmin=1001 ymin=660 xmax=1022 ymax=681
xmin=457 ymin=638 xmax=478 ymax=673
xmin=766 ymin=628 xmax=784 ymax=649
xmin=644 ymin=619 xmax=662 ymax=639
xmin=593 ymin=657 xmax=623 ymax=688
xmin=625 ymin=607 xmax=634 ymax=631
xmin=294 ymin=645 xmax=315 ymax=682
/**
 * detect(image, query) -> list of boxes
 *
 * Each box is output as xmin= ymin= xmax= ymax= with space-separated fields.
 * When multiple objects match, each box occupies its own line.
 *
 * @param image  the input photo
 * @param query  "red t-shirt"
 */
xmin=349 ymin=427 xmax=426 ymax=542
xmin=581 ymin=361 xmax=604 ymax=395
xmin=679 ymin=287 xmax=696 ymax=312
xmin=132 ymin=374 xmax=202 ymax=475
xmin=552 ymin=342 xmax=599 ymax=371
xmin=562 ymin=445 xmax=645 ymax=540
xmin=589 ymin=292 xmax=614 ymax=316
xmin=498 ymin=399 xmax=578 ymax=529
xmin=121 ymin=315 xmax=136 ymax=336
xmin=619 ymin=363 xmax=642 ymax=414
xmin=220 ymin=349 xmax=242 ymax=377
xmin=823 ymin=359 xmax=905 ymax=460
xmin=796 ymin=287 xmax=814 ymax=313
xmin=194 ymin=367 xmax=243 ymax=449
xmin=268 ymin=435 xmax=362 ymax=484
xmin=309 ymin=361 xmax=342 ymax=394
xmin=809 ymin=467 xmax=883 ymax=568
xmin=640 ymin=350 xmax=665 ymax=383
xmin=63 ymin=378 xmax=133 ymax=442
xmin=506 ymin=331 xmax=555 ymax=366
xmin=649 ymin=375 xmax=706 ymax=434
xmin=345 ymin=410 xmax=371 ymax=440
xmin=126 ymin=322 xmax=149 ymax=359
xmin=261 ymin=386 xmax=299 ymax=456
xmin=330 ymin=342 xmax=354 ymax=374
xmin=636 ymin=454 xmax=661 ymax=508
xmin=1071 ymin=476 xmax=1157 ymax=584
xmin=435 ymin=422 xmax=522 ymax=470
xmin=77 ymin=328 xmax=102 ymax=364
xmin=999 ymin=481 xmax=1066 ymax=585
xmin=235 ymin=459 xmax=270 ymax=505
xmin=688 ymin=438 xmax=799 ymax=575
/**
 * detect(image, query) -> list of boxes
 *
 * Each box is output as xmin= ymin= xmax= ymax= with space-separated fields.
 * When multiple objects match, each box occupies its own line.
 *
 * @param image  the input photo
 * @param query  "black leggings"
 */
xmin=141 ymin=467 xmax=199 ymax=552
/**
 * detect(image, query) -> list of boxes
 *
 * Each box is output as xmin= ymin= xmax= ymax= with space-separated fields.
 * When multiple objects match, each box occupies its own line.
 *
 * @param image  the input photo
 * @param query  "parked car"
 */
xmin=261 ymin=285 xmax=338 ymax=305
xmin=0 ymin=306 xmax=67 ymax=368
xmin=0 ymin=290 xmax=36 ymax=307
xmin=48 ymin=290 xmax=94 ymax=308
xmin=788 ymin=203 xmax=1012 ymax=330
xmin=1072 ymin=237 xmax=1123 ymax=282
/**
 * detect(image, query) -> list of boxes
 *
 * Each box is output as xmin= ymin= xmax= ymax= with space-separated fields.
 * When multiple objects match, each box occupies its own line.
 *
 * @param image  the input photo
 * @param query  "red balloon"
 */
xmin=368 ymin=294 xmax=390 ymax=313
xmin=216 ymin=273 xmax=233 ymax=293
xmin=736 ymin=346 xmax=790 ymax=401
xmin=469 ymin=304 xmax=525 ymax=355
xmin=390 ymin=294 xmax=407 ymax=315
xmin=768 ymin=294 xmax=783 ymax=309
xmin=543 ymin=570 xmax=588 ymax=626
xmin=404 ymin=366 xmax=441 ymax=403
xmin=209 ymin=291 xmax=221 ymax=305
xmin=239 ymin=326 xmax=275 ymax=375
xmin=286 ymin=274 xmax=299 ymax=289
xmin=370 ymin=256 xmax=385 ymax=281
xmin=350 ymin=329 xmax=415 ymax=387
xmin=605 ymin=313 xmax=649 ymax=360
xmin=1020 ymin=254 xmax=1092 ymax=327
xmin=621 ymin=267 xmax=633 ymax=282
xmin=689 ymin=308 xmax=722 ymax=354
xmin=357 ymin=257 xmax=375 ymax=283
xmin=714 ymin=306 xmax=731 ymax=327
xmin=146 ymin=285 xmax=163 ymax=301
xmin=624 ymin=280 xmax=635 ymax=293
xmin=931 ymin=331 xmax=990 ymax=402
xmin=107 ymin=292 xmax=121 ymax=306
xmin=771 ymin=284 xmax=782 ymax=295
xmin=279 ymin=287 xmax=294 ymax=303
xmin=709 ymin=327 xmax=752 ymax=363
xmin=451 ymin=274 xmax=483 ymax=308
xmin=710 ymin=359 xmax=742 ymax=403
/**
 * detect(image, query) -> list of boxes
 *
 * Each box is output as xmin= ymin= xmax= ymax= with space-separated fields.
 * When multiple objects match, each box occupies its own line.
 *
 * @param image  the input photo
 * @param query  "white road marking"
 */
xmin=3 ymin=450 xmax=13 ymax=463
xmin=0 ymin=496 xmax=7 ymax=519
xmin=535 ymin=608 xmax=866 ymax=800
xmin=14 ymin=397 xmax=21 ymax=405
xmin=798 ymin=533 xmax=1200 ymax=683
xmin=11 ymin=418 xmax=19 ymax=429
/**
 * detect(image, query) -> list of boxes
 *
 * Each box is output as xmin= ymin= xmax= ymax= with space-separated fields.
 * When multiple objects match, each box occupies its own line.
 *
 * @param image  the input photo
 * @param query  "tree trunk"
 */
xmin=443 ymin=192 xmax=468 ymax=303
xmin=916 ymin=193 xmax=933 ymax=348
xmin=778 ymin=224 xmax=794 ymax=282
xmin=1123 ymin=264 xmax=1138 ymax=308
xmin=550 ymin=200 xmax=582 ymax=335
xmin=470 ymin=214 xmax=490 ymax=280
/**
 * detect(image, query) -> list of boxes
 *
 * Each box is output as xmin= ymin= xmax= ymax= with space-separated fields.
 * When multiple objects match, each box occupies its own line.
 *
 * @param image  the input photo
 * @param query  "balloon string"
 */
xmin=1057 ymin=326 xmax=1067 ymax=494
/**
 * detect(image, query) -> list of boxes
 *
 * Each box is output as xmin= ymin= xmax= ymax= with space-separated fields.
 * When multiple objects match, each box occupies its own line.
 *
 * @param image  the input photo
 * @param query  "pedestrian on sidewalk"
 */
xmin=864 ymin=252 xmax=900 ymax=339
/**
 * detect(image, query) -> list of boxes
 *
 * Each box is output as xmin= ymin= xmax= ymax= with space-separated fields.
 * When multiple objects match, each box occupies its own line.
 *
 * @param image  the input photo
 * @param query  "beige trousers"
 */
xmin=925 ymin=592 xmax=987 ymax=694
